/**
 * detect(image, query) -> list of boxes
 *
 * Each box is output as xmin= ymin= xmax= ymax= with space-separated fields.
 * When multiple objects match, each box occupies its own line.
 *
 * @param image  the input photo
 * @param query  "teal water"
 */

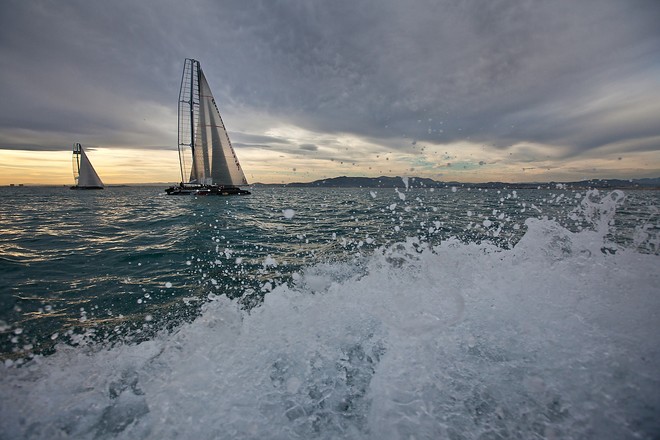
xmin=0 ymin=186 xmax=539 ymax=355
xmin=0 ymin=185 xmax=659 ymax=439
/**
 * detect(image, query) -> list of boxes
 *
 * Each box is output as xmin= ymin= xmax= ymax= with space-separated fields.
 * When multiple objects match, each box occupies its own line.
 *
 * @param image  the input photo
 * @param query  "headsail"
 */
xmin=177 ymin=59 xmax=248 ymax=188
xmin=72 ymin=143 xmax=104 ymax=189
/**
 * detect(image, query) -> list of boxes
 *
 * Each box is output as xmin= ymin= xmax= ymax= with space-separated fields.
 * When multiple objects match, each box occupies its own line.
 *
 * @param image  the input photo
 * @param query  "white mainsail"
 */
xmin=73 ymin=143 xmax=104 ymax=188
xmin=187 ymin=64 xmax=248 ymax=187
xmin=168 ymin=59 xmax=250 ymax=195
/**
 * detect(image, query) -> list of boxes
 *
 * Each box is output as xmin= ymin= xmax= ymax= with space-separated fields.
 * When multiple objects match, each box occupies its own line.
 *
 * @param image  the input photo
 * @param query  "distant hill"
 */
xmin=253 ymin=176 xmax=660 ymax=189
xmin=289 ymin=176 xmax=441 ymax=188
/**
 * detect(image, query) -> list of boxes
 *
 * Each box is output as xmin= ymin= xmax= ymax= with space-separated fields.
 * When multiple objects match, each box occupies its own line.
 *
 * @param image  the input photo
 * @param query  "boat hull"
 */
xmin=70 ymin=186 xmax=104 ymax=190
xmin=165 ymin=184 xmax=251 ymax=196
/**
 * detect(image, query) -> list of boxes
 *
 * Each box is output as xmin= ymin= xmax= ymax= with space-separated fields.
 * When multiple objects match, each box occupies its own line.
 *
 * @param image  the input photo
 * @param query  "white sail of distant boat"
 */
xmin=166 ymin=58 xmax=250 ymax=196
xmin=71 ymin=143 xmax=104 ymax=190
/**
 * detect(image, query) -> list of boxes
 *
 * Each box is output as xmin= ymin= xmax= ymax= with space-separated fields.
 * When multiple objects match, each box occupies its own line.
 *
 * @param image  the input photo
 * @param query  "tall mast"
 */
xmin=189 ymin=59 xmax=197 ymax=165
xmin=72 ymin=142 xmax=81 ymax=184
xmin=177 ymin=62 xmax=187 ymax=183
xmin=177 ymin=58 xmax=200 ymax=184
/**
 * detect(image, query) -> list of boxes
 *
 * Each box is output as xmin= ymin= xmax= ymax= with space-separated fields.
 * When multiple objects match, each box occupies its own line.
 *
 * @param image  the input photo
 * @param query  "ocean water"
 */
xmin=0 ymin=183 xmax=659 ymax=439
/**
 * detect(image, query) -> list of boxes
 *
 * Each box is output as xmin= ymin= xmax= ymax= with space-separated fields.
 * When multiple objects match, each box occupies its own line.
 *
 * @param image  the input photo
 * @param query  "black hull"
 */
xmin=70 ymin=186 xmax=104 ymax=190
xmin=165 ymin=184 xmax=251 ymax=196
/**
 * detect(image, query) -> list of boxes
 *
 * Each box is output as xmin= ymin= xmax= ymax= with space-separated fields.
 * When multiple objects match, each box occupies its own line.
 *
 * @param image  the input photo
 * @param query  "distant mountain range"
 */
xmin=254 ymin=176 xmax=660 ymax=189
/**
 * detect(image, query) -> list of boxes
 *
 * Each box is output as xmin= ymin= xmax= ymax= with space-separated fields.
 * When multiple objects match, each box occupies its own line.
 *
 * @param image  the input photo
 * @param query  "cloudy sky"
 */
xmin=1 ymin=0 xmax=659 ymax=185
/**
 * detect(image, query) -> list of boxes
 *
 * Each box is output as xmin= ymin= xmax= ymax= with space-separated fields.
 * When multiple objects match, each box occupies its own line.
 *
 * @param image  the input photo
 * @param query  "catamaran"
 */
xmin=166 ymin=59 xmax=250 ymax=196
xmin=70 ymin=143 xmax=104 ymax=190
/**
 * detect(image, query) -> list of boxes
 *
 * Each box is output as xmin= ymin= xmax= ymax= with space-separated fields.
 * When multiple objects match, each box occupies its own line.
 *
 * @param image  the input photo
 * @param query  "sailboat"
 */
xmin=70 ymin=143 xmax=104 ymax=190
xmin=166 ymin=59 xmax=250 ymax=196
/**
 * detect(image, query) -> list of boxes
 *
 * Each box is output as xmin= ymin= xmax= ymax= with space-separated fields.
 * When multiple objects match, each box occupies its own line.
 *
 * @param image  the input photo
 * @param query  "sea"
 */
xmin=0 ymin=183 xmax=658 ymax=439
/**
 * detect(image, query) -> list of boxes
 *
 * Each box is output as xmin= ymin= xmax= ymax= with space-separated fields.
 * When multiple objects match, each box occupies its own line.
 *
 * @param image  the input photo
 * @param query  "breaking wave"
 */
xmin=1 ymin=188 xmax=659 ymax=439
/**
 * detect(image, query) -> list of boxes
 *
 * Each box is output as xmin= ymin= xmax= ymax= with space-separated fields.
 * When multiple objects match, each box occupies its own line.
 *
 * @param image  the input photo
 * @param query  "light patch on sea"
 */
xmin=0 ymin=185 xmax=659 ymax=439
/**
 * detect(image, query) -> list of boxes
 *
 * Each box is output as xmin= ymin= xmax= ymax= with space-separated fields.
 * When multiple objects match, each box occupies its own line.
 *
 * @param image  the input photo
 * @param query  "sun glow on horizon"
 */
xmin=0 ymin=149 xmax=181 ymax=186
xmin=1 ymin=131 xmax=658 ymax=186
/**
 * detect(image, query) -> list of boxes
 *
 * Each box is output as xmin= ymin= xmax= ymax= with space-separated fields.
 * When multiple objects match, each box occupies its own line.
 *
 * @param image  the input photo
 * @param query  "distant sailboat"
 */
xmin=166 ymin=58 xmax=250 ymax=196
xmin=71 ymin=143 xmax=104 ymax=190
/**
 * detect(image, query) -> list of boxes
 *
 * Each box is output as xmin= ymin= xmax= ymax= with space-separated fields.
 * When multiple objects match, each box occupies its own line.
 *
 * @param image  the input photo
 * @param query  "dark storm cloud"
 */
xmin=233 ymin=141 xmax=320 ymax=157
xmin=0 ymin=144 xmax=71 ymax=152
xmin=231 ymin=133 xmax=291 ymax=145
xmin=0 ymin=0 xmax=659 ymax=159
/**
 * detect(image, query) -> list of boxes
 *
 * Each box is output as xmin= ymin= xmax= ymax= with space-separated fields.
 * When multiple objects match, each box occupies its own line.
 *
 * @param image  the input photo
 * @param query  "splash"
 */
xmin=1 ymin=189 xmax=659 ymax=439
xmin=2 ymin=191 xmax=659 ymax=439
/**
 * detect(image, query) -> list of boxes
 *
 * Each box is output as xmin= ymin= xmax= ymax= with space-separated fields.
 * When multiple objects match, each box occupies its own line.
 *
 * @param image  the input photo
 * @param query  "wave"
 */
xmin=1 ymin=195 xmax=659 ymax=439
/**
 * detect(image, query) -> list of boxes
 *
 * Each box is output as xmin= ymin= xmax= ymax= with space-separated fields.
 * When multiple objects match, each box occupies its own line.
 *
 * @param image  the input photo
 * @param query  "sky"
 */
xmin=0 ymin=0 xmax=659 ymax=185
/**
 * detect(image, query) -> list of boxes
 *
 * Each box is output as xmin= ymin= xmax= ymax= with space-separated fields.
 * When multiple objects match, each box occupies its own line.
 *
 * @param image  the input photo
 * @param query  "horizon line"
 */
xmin=3 ymin=174 xmax=659 ymax=188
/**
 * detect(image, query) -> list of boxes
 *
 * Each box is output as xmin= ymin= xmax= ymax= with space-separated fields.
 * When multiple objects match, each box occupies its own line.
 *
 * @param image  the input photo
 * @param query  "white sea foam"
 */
xmin=1 ymin=211 xmax=659 ymax=439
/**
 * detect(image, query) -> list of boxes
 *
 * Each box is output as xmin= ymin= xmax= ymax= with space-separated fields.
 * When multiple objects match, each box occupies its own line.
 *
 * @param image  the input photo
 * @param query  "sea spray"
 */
xmin=2 ymin=214 xmax=658 ymax=438
xmin=0 ymin=186 xmax=658 ymax=439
